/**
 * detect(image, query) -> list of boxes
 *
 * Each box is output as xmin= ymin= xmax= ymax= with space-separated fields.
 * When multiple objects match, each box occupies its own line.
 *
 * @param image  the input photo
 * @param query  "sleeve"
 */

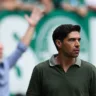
xmin=6 ymin=41 xmax=27 ymax=69
xmin=89 ymin=65 xmax=96 ymax=96
xmin=26 ymin=66 xmax=42 ymax=96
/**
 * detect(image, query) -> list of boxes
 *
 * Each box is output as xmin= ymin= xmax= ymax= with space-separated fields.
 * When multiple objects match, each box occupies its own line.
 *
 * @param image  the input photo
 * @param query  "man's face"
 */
xmin=0 ymin=43 xmax=3 ymax=59
xmin=58 ymin=31 xmax=81 ymax=58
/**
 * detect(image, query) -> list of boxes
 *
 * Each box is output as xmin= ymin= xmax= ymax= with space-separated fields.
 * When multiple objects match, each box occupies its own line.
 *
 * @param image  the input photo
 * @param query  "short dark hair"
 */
xmin=52 ymin=24 xmax=81 ymax=50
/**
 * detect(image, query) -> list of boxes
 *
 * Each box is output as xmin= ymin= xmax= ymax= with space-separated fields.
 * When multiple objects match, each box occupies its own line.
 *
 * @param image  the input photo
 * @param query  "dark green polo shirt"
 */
xmin=26 ymin=55 xmax=96 ymax=96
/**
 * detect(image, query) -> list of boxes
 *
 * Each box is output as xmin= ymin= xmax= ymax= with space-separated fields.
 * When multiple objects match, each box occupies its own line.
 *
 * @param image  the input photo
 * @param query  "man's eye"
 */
xmin=69 ymin=38 xmax=75 ymax=41
xmin=68 ymin=38 xmax=81 ymax=42
xmin=78 ymin=38 xmax=81 ymax=42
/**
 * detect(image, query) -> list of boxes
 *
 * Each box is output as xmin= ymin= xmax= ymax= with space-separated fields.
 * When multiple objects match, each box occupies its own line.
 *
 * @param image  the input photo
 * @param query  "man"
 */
xmin=0 ymin=7 xmax=43 ymax=96
xmin=26 ymin=24 xmax=96 ymax=96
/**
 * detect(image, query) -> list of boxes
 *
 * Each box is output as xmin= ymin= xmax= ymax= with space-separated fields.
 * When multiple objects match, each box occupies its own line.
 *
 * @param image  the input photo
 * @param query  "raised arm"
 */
xmin=21 ymin=7 xmax=43 ymax=46
xmin=6 ymin=7 xmax=44 ymax=68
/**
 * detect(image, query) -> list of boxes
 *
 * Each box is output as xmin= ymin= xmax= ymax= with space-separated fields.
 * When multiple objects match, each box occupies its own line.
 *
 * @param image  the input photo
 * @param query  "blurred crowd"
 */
xmin=0 ymin=0 xmax=96 ymax=17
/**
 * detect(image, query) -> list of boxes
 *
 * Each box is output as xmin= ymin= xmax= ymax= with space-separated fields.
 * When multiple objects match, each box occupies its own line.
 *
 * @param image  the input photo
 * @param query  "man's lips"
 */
xmin=73 ymin=49 xmax=80 ymax=53
xmin=74 ymin=49 xmax=79 ymax=51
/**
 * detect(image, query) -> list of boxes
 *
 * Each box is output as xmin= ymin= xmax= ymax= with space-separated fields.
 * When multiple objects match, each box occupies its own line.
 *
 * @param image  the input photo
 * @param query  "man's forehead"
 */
xmin=68 ymin=31 xmax=80 ymax=37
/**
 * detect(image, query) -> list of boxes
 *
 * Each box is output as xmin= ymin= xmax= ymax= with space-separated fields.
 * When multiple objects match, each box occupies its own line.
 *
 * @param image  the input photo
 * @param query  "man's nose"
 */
xmin=75 ymin=40 xmax=80 ymax=47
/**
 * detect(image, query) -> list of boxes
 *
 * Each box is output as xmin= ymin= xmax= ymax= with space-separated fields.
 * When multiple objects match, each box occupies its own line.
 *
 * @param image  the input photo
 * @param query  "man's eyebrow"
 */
xmin=68 ymin=37 xmax=81 ymax=40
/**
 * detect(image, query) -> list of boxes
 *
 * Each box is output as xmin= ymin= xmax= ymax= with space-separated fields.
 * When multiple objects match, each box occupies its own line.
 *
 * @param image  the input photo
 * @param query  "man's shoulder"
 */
xmin=35 ymin=59 xmax=50 ymax=69
xmin=81 ymin=59 xmax=91 ymax=65
xmin=81 ymin=59 xmax=96 ymax=71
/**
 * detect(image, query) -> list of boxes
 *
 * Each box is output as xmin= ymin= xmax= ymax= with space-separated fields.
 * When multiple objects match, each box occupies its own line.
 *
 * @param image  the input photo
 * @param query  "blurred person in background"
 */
xmin=0 ymin=0 xmax=35 ymax=11
xmin=62 ymin=0 xmax=88 ymax=17
xmin=0 ymin=7 xmax=43 ymax=96
xmin=85 ymin=0 xmax=96 ymax=11
xmin=37 ymin=0 xmax=54 ymax=13
xmin=26 ymin=24 xmax=96 ymax=96
xmin=38 ymin=0 xmax=88 ymax=17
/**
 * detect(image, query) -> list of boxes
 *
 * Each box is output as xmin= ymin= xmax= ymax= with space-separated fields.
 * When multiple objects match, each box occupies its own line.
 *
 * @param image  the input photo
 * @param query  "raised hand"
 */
xmin=25 ymin=7 xmax=44 ymax=27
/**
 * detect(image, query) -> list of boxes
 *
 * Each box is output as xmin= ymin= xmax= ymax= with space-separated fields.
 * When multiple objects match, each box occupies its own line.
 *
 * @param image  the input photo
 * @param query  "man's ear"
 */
xmin=55 ymin=40 xmax=62 ymax=49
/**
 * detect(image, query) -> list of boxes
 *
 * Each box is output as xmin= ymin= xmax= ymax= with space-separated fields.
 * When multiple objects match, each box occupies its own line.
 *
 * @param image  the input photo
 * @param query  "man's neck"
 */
xmin=56 ymin=54 xmax=76 ymax=72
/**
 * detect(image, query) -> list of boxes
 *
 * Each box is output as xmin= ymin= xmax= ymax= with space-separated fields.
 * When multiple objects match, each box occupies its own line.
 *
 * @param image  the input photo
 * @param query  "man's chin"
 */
xmin=72 ymin=54 xmax=79 ymax=58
